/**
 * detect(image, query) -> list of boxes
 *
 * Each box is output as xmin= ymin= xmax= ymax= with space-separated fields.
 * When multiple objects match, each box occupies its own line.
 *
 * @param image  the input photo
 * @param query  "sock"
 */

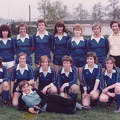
xmin=116 ymin=94 xmax=120 ymax=107
xmin=3 ymin=90 xmax=9 ymax=102
xmin=75 ymin=102 xmax=83 ymax=110
xmin=71 ymin=93 xmax=78 ymax=100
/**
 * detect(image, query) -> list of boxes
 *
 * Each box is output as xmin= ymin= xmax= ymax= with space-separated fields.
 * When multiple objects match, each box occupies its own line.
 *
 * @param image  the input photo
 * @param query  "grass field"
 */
xmin=1 ymin=98 xmax=120 ymax=120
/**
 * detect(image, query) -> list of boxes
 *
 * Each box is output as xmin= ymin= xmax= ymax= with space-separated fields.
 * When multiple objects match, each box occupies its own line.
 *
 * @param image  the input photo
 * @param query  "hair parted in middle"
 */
xmin=53 ymin=20 xmax=68 ymax=35
xmin=39 ymin=55 xmax=50 ymax=66
xmin=0 ymin=24 xmax=11 ymax=38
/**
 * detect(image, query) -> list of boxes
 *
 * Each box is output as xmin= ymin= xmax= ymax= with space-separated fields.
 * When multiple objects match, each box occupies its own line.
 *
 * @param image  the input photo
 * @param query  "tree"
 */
xmin=73 ymin=3 xmax=89 ymax=20
xmin=106 ymin=0 xmax=120 ymax=20
xmin=37 ymin=0 xmax=69 ymax=24
xmin=10 ymin=21 xmax=17 ymax=35
xmin=91 ymin=2 xmax=105 ymax=20
xmin=37 ymin=0 xmax=49 ymax=19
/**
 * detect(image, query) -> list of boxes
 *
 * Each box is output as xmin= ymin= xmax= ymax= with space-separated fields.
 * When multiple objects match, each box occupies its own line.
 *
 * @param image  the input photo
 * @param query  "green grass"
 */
xmin=1 ymin=99 xmax=120 ymax=120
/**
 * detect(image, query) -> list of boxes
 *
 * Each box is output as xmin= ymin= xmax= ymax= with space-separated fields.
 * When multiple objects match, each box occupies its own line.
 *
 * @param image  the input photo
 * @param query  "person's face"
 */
xmin=38 ymin=22 xmax=46 ymax=31
xmin=74 ymin=29 xmax=82 ymax=37
xmin=92 ymin=26 xmax=101 ymax=35
xmin=106 ymin=60 xmax=114 ymax=71
xmin=63 ymin=61 xmax=71 ymax=70
xmin=41 ymin=59 xmax=49 ymax=68
xmin=19 ymin=55 xmax=26 ymax=65
xmin=111 ymin=23 xmax=120 ymax=34
xmin=21 ymin=83 xmax=30 ymax=94
xmin=56 ymin=26 xmax=63 ymax=33
xmin=2 ymin=31 xmax=8 ymax=38
xmin=86 ymin=57 xmax=95 ymax=66
xmin=19 ymin=26 xmax=26 ymax=35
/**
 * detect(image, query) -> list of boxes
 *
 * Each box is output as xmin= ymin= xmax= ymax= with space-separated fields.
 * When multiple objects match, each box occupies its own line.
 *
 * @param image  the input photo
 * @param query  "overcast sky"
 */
xmin=0 ymin=0 xmax=109 ymax=21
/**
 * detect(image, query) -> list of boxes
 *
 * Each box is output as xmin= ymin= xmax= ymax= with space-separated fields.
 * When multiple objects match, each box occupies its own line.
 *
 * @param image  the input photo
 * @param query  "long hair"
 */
xmin=53 ymin=20 xmax=68 ymax=35
xmin=0 ymin=24 xmax=11 ymax=38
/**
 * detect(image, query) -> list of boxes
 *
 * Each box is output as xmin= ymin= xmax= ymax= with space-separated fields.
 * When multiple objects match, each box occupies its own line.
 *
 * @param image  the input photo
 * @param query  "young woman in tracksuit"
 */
xmin=67 ymin=24 xmax=88 ymax=95
xmin=34 ymin=55 xmax=57 ymax=95
xmin=53 ymin=21 xmax=71 ymax=75
xmin=0 ymin=24 xmax=15 ymax=75
xmin=13 ymin=22 xmax=34 ymax=66
xmin=57 ymin=55 xmax=78 ymax=100
xmin=99 ymin=57 xmax=120 ymax=113
xmin=88 ymin=22 xmax=109 ymax=70
xmin=0 ymin=57 xmax=9 ymax=107
xmin=10 ymin=52 xmax=34 ymax=106
xmin=82 ymin=52 xmax=102 ymax=108
xmin=33 ymin=19 xmax=52 ymax=67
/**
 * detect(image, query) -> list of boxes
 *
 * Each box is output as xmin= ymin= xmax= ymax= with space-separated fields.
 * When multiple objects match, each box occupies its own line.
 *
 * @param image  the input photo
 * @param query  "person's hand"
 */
xmin=42 ymin=87 xmax=48 ymax=94
xmin=107 ymin=92 xmax=115 ymax=97
xmin=90 ymin=90 xmax=95 ymax=96
xmin=110 ymin=93 xmax=115 ymax=97
xmin=102 ymin=88 xmax=108 ymax=94
xmin=28 ymin=108 xmax=39 ymax=114
xmin=60 ymin=85 xmax=65 ymax=93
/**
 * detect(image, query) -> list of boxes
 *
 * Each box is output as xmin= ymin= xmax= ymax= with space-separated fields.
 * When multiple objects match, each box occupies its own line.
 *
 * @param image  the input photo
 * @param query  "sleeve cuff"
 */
xmin=83 ymin=87 xmax=87 ymax=91
xmin=96 ymin=79 xmax=100 ymax=82
xmin=50 ymin=83 xmax=54 ymax=87
xmin=0 ymin=79 xmax=3 ymax=82
xmin=64 ymin=83 xmax=69 ymax=87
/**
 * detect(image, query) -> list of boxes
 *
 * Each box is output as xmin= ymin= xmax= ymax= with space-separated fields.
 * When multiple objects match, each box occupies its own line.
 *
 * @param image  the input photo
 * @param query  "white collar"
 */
xmin=23 ymin=89 xmax=34 ymax=96
xmin=16 ymin=64 xmax=28 ymax=71
xmin=55 ymin=32 xmax=67 ymax=37
xmin=39 ymin=66 xmax=51 ymax=73
xmin=91 ymin=35 xmax=104 ymax=40
xmin=105 ymin=69 xmax=116 ymax=78
xmin=61 ymin=67 xmax=72 ymax=74
xmin=17 ymin=34 xmax=29 ymax=40
xmin=36 ymin=30 xmax=49 ymax=36
xmin=71 ymin=36 xmax=84 ymax=42
xmin=0 ymin=38 xmax=11 ymax=41
xmin=0 ymin=68 xmax=3 ymax=72
xmin=85 ymin=64 xmax=98 ymax=70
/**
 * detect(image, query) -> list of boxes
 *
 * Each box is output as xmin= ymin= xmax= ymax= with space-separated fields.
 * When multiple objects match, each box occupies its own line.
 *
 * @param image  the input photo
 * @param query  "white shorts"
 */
xmin=2 ymin=61 xmax=15 ymax=69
